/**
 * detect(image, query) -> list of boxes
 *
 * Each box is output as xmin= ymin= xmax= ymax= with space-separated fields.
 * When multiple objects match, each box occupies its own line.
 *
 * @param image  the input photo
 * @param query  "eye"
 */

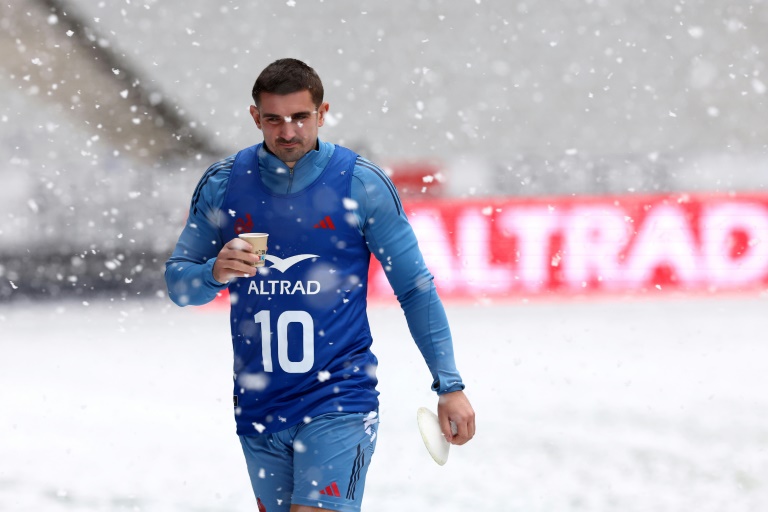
xmin=293 ymin=113 xmax=311 ymax=122
xmin=264 ymin=116 xmax=282 ymax=125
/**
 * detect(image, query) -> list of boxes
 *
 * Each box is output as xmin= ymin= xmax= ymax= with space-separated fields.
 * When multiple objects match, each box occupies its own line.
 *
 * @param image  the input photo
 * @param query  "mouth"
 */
xmin=277 ymin=139 xmax=300 ymax=148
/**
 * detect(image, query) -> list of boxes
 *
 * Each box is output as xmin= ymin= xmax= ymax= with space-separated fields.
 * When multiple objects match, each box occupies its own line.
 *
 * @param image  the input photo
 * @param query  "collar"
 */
xmin=257 ymin=139 xmax=335 ymax=194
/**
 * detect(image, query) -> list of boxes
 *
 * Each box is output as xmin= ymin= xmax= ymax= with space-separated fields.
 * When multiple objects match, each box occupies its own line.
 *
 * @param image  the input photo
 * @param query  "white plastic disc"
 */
xmin=416 ymin=407 xmax=450 ymax=465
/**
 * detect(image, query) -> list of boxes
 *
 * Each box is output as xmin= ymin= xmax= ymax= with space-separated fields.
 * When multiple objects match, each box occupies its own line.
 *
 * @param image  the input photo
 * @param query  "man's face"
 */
xmin=250 ymin=90 xmax=328 ymax=166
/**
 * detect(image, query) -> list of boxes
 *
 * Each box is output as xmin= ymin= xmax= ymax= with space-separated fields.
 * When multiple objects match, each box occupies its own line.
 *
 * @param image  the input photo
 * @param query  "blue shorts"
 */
xmin=239 ymin=411 xmax=379 ymax=512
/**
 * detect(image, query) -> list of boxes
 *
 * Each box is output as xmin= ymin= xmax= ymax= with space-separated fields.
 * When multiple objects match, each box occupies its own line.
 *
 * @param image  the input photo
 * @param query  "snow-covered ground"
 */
xmin=2 ymin=295 xmax=767 ymax=511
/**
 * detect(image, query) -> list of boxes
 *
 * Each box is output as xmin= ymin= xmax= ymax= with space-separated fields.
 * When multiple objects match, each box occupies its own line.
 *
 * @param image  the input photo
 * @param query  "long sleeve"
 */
xmin=164 ymin=156 xmax=234 ymax=306
xmin=352 ymin=159 xmax=465 ymax=394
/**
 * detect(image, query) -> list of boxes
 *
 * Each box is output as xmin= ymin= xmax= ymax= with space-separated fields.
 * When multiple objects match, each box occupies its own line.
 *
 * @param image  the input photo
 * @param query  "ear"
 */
xmin=250 ymin=105 xmax=262 ymax=129
xmin=317 ymin=102 xmax=329 ymax=128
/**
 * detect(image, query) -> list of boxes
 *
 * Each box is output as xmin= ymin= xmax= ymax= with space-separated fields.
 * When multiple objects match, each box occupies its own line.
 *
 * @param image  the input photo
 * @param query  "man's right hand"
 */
xmin=212 ymin=238 xmax=262 ymax=283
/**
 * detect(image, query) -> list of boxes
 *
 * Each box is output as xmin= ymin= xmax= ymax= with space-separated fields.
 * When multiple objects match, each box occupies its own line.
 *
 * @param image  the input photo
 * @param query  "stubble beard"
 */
xmin=269 ymin=137 xmax=311 ymax=166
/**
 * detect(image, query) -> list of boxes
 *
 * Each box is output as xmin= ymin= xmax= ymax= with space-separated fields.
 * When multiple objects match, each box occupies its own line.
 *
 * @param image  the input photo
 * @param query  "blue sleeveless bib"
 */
xmin=221 ymin=144 xmax=378 ymax=435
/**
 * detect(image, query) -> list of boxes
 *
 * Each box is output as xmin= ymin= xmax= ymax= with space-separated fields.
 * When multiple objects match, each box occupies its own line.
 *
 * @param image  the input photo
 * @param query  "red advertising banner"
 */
xmin=367 ymin=193 xmax=768 ymax=301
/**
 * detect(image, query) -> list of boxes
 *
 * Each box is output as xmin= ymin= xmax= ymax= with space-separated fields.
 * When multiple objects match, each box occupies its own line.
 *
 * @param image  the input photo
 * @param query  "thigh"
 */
xmin=291 ymin=411 xmax=379 ymax=512
xmin=240 ymin=432 xmax=295 ymax=512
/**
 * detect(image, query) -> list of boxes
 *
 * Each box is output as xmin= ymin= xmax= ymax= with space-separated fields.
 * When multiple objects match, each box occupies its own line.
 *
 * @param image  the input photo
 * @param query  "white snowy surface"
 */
xmin=1 ymin=296 xmax=768 ymax=511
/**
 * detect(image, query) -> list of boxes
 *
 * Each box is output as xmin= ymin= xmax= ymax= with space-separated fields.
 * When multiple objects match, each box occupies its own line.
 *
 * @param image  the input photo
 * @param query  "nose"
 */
xmin=278 ymin=120 xmax=298 ymax=140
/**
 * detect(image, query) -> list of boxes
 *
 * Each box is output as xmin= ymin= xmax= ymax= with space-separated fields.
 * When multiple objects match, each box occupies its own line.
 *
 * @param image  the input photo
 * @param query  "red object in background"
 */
xmin=386 ymin=162 xmax=445 ymax=199
xmin=207 ymin=289 xmax=230 ymax=308
xmin=366 ymin=192 xmax=768 ymax=300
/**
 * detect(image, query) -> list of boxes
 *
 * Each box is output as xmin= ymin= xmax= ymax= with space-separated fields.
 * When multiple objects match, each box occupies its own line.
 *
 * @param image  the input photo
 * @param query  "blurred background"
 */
xmin=3 ymin=2 xmax=768 ymax=512
xmin=2 ymin=0 xmax=767 ymax=300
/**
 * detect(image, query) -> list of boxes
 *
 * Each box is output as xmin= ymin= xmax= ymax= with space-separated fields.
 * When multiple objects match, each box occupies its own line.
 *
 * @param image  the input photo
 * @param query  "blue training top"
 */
xmin=165 ymin=140 xmax=465 ymax=435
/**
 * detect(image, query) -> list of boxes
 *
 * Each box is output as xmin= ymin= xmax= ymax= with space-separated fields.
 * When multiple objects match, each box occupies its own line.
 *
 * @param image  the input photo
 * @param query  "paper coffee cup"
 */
xmin=238 ymin=233 xmax=268 ymax=267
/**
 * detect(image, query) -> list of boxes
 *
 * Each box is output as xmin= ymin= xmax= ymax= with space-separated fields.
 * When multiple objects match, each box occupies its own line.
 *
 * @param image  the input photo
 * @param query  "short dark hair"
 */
xmin=251 ymin=58 xmax=324 ymax=107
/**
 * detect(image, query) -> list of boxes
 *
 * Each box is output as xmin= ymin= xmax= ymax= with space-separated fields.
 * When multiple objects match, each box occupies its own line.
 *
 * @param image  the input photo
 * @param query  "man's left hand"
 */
xmin=437 ymin=390 xmax=476 ymax=445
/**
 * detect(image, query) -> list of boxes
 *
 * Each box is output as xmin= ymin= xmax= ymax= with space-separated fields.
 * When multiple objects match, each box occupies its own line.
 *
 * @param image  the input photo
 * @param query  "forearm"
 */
xmin=398 ymin=279 xmax=465 ymax=394
xmin=165 ymin=257 xmax=227 ymax=306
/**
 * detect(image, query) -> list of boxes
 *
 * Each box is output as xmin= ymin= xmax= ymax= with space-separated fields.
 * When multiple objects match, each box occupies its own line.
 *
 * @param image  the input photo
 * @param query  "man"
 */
xmin=165 ymin=58 xmax=475 ymax=512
